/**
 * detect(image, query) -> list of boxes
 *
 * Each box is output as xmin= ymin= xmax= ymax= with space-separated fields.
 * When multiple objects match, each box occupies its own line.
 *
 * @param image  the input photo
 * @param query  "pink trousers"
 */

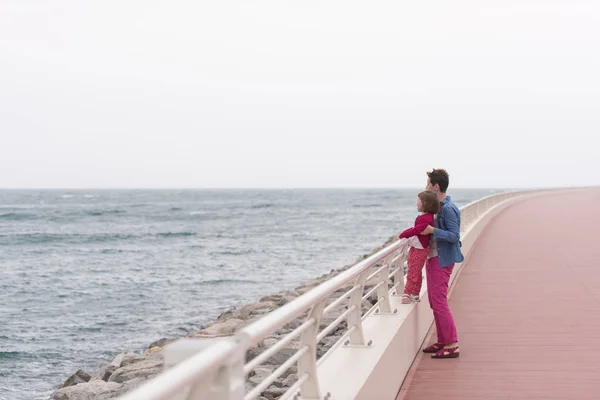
xmin=426 ymin=256 xmax=458 ymax=344
xmin=404 ymin=247 xmax=429 ymax=296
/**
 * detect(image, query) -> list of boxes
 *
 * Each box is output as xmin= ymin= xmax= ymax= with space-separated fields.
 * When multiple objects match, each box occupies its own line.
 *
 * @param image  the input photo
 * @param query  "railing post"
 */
xmin=376 ymin=257 xmax=392 ymax=313
xmin=346 ymin=270 xmax=369 ymax=345
xmin=298 ymin=300 xmax=326 ymax=400
xmin=392 ymin=250 xmax=406 ymax=296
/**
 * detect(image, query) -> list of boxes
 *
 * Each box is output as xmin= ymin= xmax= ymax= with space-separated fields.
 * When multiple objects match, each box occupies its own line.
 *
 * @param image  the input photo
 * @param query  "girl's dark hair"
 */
xmin=418 ymin=190 xmax=440 ymax=214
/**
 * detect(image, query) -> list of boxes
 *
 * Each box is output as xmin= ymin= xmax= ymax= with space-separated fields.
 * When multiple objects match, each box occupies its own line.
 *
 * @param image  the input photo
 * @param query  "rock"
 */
xmin=259 ymin=293 xmax=297 ymax=306
xmin=248 ymin=367 xmax=274 ymax=387
xmin=282 ymin=373 xmax=298 ymax=387
xmin=240 ymin=301 xmax=278 ymax=317
xmin=146 ymin=350 xmax=163 ymax=361
xmin=265 ymin=348 xmax=296 ymax=366
xmin=361 ymin=300 xmax=375 ymax=314
xmin=108 ymin=354 xmax=125 ymax=368
xmin=110 ymin=377 xmax=147 ymax=397
xmin=284 ymin=340 xmax=301 ymax=350
xmin=295 ymin=286 xmax=316 ymax=295
xmin=280 ymin=366 xmax=297 ymax=379
xmin=356 ymin=254 xmax=369 ymax=262
xmin=108 ymin=358 xmax=163 ymax=384
xmin=281 ymin=317 xmax=303 ymax=333
xmin=319 ymin=303 xmax=347 ymax=330
xmin=90 ymin=364 xmax=117 ymax=382
xmin=246 ymin=346 xmax=265 ymax=363
xmin=294 ymin=281 xmax=321 ymax=293
xmin=214 ymin=300 xmax=280 ymax=323
xmin=148 ymin=337 xmax=176 ymax=349
xmin=332 ymin=283 xmax=355 ymax=295
xmin=52 ymin=381 xmax=122 ymax=400
xmin=188 ymin=318 xmax=244 ymax=337
xmin=60 ymin=370 xmax=91 ymax=388
xmin=317 ymin=335 xmax=341 ymax=358
xmin=261 ymin=387 xmax=289 ymax=400
xmin=246 ymin=347 xmax=296 ymax=366
xmin=144 ymin=346 xmax=162 ymax=355
xmin=338 ymin=264 xmax=350 ymax=271
xmin=216 ymin=307 xmax=238 ymax=322
xmin=111 ymin=353 xmax=145 ymax=368
xmin=260 ymin=337 xmax=279 ymax=348
xmin=245 ymin=381 xmax=257 ymax=394
xmin=272 ymin=379 xmax=284 ymax=388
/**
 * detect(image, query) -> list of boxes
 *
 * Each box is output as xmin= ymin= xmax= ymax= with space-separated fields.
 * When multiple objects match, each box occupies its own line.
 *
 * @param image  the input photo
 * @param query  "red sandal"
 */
xmin=422 ymin=343 xmax=444 ymax=353
xmin=431 ymin=346 xmax=459 ymax=359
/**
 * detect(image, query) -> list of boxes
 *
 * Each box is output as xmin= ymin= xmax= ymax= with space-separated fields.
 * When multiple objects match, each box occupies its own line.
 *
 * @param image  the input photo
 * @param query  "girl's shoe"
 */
xmin=401 ymin=294 xmax=420 ymax=304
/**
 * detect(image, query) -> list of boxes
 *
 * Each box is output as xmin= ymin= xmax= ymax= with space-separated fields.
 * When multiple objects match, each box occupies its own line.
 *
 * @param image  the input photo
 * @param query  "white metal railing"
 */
xmin=118 ymin=188 xmax=548 ymax=400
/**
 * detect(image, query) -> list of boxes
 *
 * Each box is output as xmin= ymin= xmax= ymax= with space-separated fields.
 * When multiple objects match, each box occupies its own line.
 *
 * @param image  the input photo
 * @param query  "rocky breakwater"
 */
xmin=51 ymin=235 xmax=400 ymax=400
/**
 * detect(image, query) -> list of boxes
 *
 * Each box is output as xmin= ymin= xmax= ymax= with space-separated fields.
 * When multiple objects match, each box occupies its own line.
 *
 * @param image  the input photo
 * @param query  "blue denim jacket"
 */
xmin=433 ymin=195 xmax=465 ymax=267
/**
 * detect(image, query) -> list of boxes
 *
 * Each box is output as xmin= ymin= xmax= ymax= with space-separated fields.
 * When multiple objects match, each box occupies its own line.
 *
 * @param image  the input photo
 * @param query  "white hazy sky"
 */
xmin=1 ymin=1 xmax=598 ymax=189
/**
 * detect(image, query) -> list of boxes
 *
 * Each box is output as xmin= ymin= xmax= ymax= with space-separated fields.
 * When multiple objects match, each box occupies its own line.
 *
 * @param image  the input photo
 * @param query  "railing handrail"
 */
xmin=118 ymin=188 xmax=555 ymax=400
xmin=118 ymin=339 xmax=240 ymax=400
xmin=238 ymin=238 xmax=406 ymax=346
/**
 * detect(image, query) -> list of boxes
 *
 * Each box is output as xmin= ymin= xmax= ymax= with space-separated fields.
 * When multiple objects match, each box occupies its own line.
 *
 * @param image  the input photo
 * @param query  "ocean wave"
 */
xmin=0 ymin=233 xmax=138 ymax=245
xmin=0 ymin=350 xmax=61 ymax=362
xmin=99 ymin=249 xmax=140 ymax=254
xmin=0 ymin=204 xmax=36 ymax=209
xmin=0 ymin=231 xmax=202 ymax=245
xmin=0 ymin=212 xmax=38 ymax=221
xmin=250 ymin=203 xmax=275 ymax=209
xmin=352 ymin=204 xmax=383 ymax=208
xmin=156 ymin=232 xmax=196 ymax=238
xmin=78 ymin=327 xmax=102 ymax=333
xmin=0 ymin=351 xmax=21 ymax=360
xmin=210 ymin=249 xmax=255 ymax=256
xmin=0 ymin=230 xmax=201 ymax=245
xmin=84 ymin=209 xmax=126 ymax=216
xmin=186 ymin=212 xmax=238 ymax=222
xmin=3 ymin=208 xmax=129 ymax=221
xmin=81 ymin=233 xmax=138 ymax=242
xmin=201 ymin=279 xmax=259 ymax=285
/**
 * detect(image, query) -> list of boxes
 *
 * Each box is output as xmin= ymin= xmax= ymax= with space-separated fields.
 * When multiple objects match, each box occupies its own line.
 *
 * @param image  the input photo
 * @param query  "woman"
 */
xmin=420 ymin=168 xmax=464 ymax=359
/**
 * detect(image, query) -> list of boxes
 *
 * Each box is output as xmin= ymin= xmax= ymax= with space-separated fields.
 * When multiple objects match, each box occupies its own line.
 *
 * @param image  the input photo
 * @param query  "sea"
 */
xmin=0 ymin=188 xmax=501 ymax=399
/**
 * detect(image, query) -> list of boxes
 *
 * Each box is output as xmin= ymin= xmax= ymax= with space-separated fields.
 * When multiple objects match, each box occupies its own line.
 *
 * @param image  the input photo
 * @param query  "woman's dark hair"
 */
xmin=418 ymin=190 xmax=440 ymax=214
xmin=427 ymin=168 xmax=449 ymax=193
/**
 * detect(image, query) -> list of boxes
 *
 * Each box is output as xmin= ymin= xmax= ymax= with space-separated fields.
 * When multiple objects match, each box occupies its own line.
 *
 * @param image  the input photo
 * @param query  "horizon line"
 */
xmin=0 ymin=186 xmax=543 ymax=190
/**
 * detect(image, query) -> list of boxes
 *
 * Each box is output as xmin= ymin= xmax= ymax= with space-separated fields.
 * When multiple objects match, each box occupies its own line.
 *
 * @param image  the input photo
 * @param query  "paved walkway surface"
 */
xmin=397 ymin=188 xmax=600 ymax=399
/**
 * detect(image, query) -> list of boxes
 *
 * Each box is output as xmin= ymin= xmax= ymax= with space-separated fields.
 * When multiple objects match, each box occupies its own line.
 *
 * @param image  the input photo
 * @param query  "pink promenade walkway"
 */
xmin=397 ymin=188 xmax=600 ymax=399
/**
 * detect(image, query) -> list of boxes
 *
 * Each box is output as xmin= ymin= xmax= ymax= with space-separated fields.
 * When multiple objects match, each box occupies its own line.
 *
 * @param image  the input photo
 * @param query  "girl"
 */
xmin=398 ymin=190 xmax=440 ymax=304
